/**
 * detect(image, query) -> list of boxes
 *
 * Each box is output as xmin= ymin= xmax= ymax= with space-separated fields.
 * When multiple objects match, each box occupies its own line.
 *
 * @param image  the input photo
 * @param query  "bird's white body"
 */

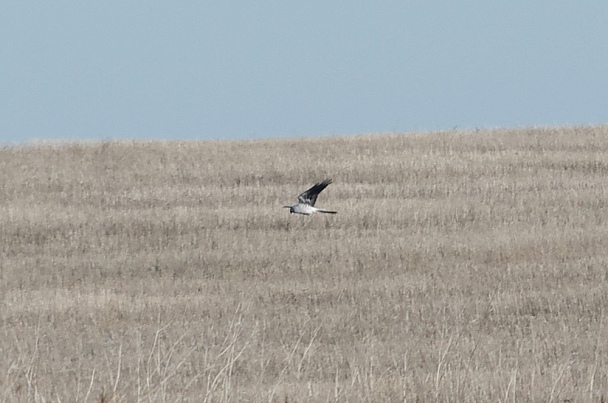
xmin=288 ymin=204 xmax=336 ymax=216
xmin=289 ymin=203 xmax=317 ymax=216
xmin=284 ymin=179 xmax=337 ymax=216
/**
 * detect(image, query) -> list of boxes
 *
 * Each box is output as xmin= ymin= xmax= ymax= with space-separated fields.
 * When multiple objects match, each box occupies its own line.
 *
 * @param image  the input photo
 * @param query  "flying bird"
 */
xmin=283 ymin=179 xmax=337 ymax=216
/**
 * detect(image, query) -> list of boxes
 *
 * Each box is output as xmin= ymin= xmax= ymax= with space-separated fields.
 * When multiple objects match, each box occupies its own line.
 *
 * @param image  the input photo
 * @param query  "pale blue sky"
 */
xmin=2 ymin=2 xmax=607 ymax=144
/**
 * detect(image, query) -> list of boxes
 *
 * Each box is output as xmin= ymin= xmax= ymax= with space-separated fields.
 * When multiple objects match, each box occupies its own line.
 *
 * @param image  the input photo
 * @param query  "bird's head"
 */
xmin=283 ymin=205 xmax=293 ymax=214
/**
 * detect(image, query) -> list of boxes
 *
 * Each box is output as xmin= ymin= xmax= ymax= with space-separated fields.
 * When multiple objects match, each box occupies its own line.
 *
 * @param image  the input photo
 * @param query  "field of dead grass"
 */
xmin=2 ymin=126 xmax=608 ymax=401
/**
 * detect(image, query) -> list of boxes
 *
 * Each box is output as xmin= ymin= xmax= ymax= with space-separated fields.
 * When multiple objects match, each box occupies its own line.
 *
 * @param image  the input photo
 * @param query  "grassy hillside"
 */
xmin=2 ymin=126 xmax=608 ymax=401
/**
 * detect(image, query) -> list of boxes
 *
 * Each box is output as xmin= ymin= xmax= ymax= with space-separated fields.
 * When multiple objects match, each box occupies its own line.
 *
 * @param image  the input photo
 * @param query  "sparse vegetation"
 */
xmin=2 ymin=126 xmax=608 ymax=401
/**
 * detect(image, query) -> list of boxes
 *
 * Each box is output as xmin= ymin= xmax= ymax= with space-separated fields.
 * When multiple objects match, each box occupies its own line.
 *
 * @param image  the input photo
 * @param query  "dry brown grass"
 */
xmin=2 ymin=126 xmax=608 ymax=401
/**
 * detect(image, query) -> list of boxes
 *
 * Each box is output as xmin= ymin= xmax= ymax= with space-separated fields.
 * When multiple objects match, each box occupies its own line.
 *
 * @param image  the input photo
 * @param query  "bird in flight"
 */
xmin=283 ymin=179 xmax=337 ymax=216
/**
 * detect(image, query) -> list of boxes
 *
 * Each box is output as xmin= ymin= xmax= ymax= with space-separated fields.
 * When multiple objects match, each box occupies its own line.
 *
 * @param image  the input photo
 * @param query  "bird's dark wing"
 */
xmin=298 ymin=179 xmax=332 ymax=206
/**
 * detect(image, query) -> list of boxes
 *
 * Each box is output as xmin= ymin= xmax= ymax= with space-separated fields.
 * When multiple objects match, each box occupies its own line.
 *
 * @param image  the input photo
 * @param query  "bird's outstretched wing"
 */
xmin=298 ymin=179 xmax=332 ymax=206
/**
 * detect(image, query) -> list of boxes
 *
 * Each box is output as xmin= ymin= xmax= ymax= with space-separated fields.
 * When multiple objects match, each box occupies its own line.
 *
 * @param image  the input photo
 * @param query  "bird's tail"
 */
xmin=316 ymin=208 xmax=337 ymax=214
